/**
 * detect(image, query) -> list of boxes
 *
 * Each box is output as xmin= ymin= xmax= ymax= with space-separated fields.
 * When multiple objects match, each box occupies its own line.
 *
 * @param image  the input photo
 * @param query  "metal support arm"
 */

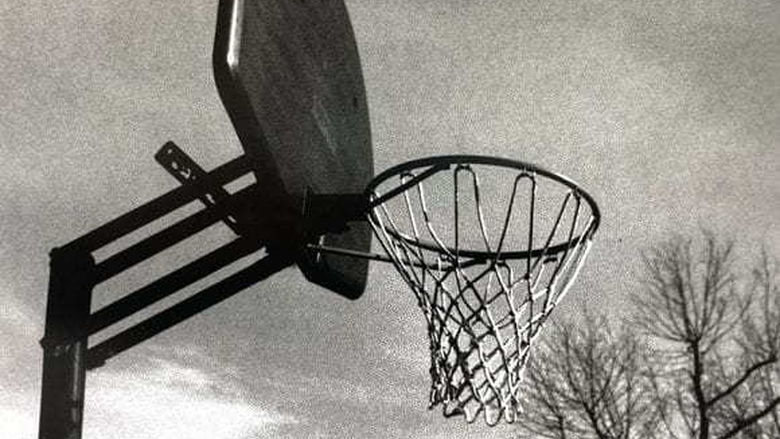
xmin=39 ymin=143 xmax=283 ymax=439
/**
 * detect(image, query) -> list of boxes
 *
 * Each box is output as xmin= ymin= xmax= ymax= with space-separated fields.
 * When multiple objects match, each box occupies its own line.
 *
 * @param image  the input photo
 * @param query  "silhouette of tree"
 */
xmin=636 ymin=235 xmax=779 ymax=439
xmin=515 ymin=315 xmax=658 ymax=439
xmin=514 ymin=232 xmax=779 ymax=439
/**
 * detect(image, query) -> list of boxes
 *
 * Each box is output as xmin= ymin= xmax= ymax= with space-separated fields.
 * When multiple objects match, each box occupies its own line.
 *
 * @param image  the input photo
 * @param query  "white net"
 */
xmin=367 ymin=157 xmax=599 ymax=425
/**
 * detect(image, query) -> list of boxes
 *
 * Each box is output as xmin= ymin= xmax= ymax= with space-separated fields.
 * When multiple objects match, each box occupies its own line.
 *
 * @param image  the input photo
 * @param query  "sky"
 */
xmin=1 ymin=0 xmax=778 ymax=438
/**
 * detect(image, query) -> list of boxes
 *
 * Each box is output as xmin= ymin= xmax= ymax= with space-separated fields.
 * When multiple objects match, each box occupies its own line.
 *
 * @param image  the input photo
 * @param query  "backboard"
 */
xmin=213 ymin=0 xmax=373 ymax=299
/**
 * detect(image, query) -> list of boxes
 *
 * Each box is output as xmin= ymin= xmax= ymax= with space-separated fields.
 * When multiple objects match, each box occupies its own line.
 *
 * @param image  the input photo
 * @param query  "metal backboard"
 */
xmin=213 ymin=0 xmax=373 ymax=299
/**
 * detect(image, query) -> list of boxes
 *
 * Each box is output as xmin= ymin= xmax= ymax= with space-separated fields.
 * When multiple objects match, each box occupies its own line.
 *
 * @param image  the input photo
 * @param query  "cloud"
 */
xmin=0 ymin=407 xmax=37 ymax=439
xmin=0 ymin=292 xmax=40 ymax=335
xmin=2 ymin=350 xmax=296 ymax=439
xmin=0 ymin=293 xmax=41 ymax=379
xmin=1 ymin=333 xmax=296 ymax=439
xmin=82 ymin=356 xmax=297 ymax=439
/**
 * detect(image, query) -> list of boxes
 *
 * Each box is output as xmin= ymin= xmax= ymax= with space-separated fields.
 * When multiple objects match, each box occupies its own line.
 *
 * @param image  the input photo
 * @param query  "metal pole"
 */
xmin=38 ymin=246 xmax=95 ymax=439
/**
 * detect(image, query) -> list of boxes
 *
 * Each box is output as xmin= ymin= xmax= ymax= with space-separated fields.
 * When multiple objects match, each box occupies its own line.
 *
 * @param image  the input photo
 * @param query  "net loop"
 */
xmin=366 ymin=156 xmax=600 ymax=426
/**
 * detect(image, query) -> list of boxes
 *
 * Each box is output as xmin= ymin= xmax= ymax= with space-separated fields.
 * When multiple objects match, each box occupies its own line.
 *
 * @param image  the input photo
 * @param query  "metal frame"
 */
xmin=305 ymin=155 xmax=601 ymax=266
xmin=38 ymin=143 xmax=293 ymax=439
xmin=365 ymin=155 xmax=601 ymax=260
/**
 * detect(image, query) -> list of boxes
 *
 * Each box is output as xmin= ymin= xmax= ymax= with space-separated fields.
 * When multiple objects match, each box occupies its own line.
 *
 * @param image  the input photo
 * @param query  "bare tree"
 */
xmin=707 ymin=250 xmax=780 ymax=439
xmin=515 ymin=314 xmax=658 ymax=439
xmin=633 ymin=234 xmax=780 ymax=439
xmin=514 ymin=233 xmax=779 ymax=439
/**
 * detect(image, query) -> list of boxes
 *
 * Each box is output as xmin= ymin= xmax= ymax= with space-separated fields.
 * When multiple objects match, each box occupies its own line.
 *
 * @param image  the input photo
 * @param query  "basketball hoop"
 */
xmin=365 ymin=155 xmax=600 ymax=425
xmin=39 ymin=0 xmax=605 ymax=434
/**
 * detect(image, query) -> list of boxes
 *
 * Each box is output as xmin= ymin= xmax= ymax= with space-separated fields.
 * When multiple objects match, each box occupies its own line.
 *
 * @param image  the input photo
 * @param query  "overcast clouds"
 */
xmin=1 ymin=1 xmax=778 ymax=438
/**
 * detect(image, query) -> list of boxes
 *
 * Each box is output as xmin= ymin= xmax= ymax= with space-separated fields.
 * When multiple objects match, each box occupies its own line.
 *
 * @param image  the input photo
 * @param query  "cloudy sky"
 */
xmin=1 ymin=0 xmax=778 ymax=438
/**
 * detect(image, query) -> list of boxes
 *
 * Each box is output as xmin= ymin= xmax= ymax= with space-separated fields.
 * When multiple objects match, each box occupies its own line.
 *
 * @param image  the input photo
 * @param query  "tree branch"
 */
xmin=690 ymin=340 xmax=710 ymax=439
xmin=706 ymin=355 xmax=778 ymax=408
xmin=716 ymin=396 xmax=780 ymax=439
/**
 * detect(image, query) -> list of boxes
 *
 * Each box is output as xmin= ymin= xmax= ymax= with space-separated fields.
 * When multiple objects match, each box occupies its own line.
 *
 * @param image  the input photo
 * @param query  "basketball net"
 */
xmin=367 ymin=158 xmax=598 ymax=425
